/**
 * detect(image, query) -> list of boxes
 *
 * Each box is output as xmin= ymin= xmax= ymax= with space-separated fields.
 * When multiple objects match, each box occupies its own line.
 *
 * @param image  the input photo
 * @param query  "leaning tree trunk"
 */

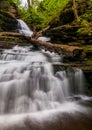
xmin=27 ymin=0 xmax=35 ymax=8
xmin=72 ymin=0 xmax=79 ymax=21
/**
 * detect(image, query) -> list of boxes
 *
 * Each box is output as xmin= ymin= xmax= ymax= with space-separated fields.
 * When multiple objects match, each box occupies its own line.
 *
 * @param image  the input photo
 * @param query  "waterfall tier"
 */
xmin=17 ymin=19 xmax=51 ymax=42
xmin=17 ymin=19 xmax=33 ymax=37
xmin=0 ymin=46 xmax=85 ymax=114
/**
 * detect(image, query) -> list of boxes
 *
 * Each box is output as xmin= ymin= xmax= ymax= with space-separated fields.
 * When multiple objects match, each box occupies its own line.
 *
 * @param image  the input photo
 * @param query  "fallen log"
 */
xmin=49 ymin=25 xmax=80 ymax=31
xmin=30 ymin=38 xmax=83 ymax=58
xmin=32 ymin=26 xmax=50 ymax=39
xmin=0 ymin=32 xmax=22 ymax=37
xmin=0 ymin=32 xmax=84 ymax=59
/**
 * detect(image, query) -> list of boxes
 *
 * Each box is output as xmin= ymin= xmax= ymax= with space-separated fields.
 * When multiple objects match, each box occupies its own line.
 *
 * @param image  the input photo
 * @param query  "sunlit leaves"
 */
xmin=19 ymin=0 xmax=70 ymax=29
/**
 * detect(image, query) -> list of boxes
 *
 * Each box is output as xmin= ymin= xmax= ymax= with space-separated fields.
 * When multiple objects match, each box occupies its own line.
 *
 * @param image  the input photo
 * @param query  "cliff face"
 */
xmin=0 ymin=0 xmax=18 ymax=32
xmin=0 ymin=0 xmax=18 ymax=17
xmin=0 ymin=11 xmax=18 ymax=32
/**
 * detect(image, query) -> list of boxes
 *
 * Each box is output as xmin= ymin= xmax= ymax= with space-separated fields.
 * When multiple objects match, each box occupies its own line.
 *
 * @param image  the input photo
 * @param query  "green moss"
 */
xmin=77 ymin=27 xmax=92 ymax=36
xmin=78 ymin=19 xmax=89 ymax=27
xmin=81 ymin=4 xmax=92 ymax=22
xmin=83 ymin=46 xmax=92 ymax=51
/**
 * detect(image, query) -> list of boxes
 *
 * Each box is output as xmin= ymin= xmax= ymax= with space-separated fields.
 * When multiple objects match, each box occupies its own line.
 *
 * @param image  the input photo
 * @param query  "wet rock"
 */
xmin=0 ymin=32 xmax=31 ymax=48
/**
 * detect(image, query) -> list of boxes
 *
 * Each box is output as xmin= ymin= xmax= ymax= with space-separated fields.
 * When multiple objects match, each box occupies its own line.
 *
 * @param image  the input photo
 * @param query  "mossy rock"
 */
xmin=0 ymin=10 xmax=18 ymax=32
xmin=48 ymin=0 xmax=92 ymax=44
xmin=50 ymin=0 xmax=92 ymax=28
xmin=60 ymin=0 xmax=92 ymax=24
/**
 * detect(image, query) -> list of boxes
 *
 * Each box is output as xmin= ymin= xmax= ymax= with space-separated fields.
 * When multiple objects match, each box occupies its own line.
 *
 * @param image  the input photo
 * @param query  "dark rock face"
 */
xmin=0 ymin=0 xmax=18 ymax=17
xmin=0 ymin=11 xmax=18 ymax=32
xmin=84 ymin=71 xmax=92 ymax=95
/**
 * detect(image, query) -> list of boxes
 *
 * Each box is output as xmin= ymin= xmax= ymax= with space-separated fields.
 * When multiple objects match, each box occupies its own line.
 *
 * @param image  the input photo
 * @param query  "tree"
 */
xmin=19 ymin=0 xmax=70 ymax=30
xmin=27 ymin=0 xmax=38 ymax=8
xmin=72 ymin=0 xmax=79 ymax=21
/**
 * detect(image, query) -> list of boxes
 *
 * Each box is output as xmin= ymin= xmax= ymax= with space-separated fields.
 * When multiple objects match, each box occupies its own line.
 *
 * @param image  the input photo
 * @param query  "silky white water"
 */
xmin=38 ymin=36 xmax=51 ymax=42
xmin=0 ymin=45 xmax=85 ymax=115
xmin=17 ymin=19 xmax=33 ymax=36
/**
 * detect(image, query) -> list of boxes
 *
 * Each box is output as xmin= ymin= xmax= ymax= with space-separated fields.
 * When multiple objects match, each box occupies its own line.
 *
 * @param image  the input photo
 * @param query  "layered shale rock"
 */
xmin=0 ymin=10 xmax=18 ymax=32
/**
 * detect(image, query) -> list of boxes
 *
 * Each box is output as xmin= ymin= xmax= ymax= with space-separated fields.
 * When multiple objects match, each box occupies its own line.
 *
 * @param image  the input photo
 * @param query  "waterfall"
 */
xmin=17 ymin=19 xmax=51 ymax=42
xmin=17 ymin=19 xmax=33 ymax=36
xmin=0 ymin=46 xmax=85 ymax=114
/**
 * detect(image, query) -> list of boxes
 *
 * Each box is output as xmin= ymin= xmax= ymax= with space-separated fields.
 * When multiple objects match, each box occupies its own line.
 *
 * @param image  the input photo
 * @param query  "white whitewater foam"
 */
xmin=38 ymin=36 xmax=51 ymax=42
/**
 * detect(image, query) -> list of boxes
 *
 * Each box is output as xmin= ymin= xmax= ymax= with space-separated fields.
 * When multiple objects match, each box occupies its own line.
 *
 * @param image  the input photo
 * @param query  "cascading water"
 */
xmin=0 ymin=45 xmax=85 ymax=114
xmin=17 ymin=19 xmax=51 ymax=41
xmin=17 ymin=19 xmax=33 ymax=36
xmin=38 ymin=36 xmax=51 ymax=42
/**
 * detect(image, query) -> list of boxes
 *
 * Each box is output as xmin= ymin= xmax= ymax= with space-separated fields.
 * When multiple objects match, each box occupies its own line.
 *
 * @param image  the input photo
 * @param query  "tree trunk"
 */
xmin=72 ymin=0 xmax=79 ymax=21
xmin=32 ymin=26 xmax=50 ymax=39
xmin=27 ymin=0 xmax=35 ymax=7
xmin=27 ymin=0 xmax=31 ymax=8
xmin=31 ymin=0 xmax=34 ymax=6
xmin=30 ymin=38 xmax=83 ymax=58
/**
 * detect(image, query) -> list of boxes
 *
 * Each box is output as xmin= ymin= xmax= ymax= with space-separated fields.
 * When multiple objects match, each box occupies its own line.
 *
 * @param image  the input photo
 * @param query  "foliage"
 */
xmin=77 ymin=27 xmax=92 ymax=36
xmin=0 ymin=0 xmax=92 ymax=31
xmin=19 ymin=0 xmax=92 ymax=30
xmin=19 ymin=0 xmax=70 ymax=30
xmin=75 ymin=0 xmax=92 ymax=36
xmin=82 ymin=7 xmax=92 ymax=22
